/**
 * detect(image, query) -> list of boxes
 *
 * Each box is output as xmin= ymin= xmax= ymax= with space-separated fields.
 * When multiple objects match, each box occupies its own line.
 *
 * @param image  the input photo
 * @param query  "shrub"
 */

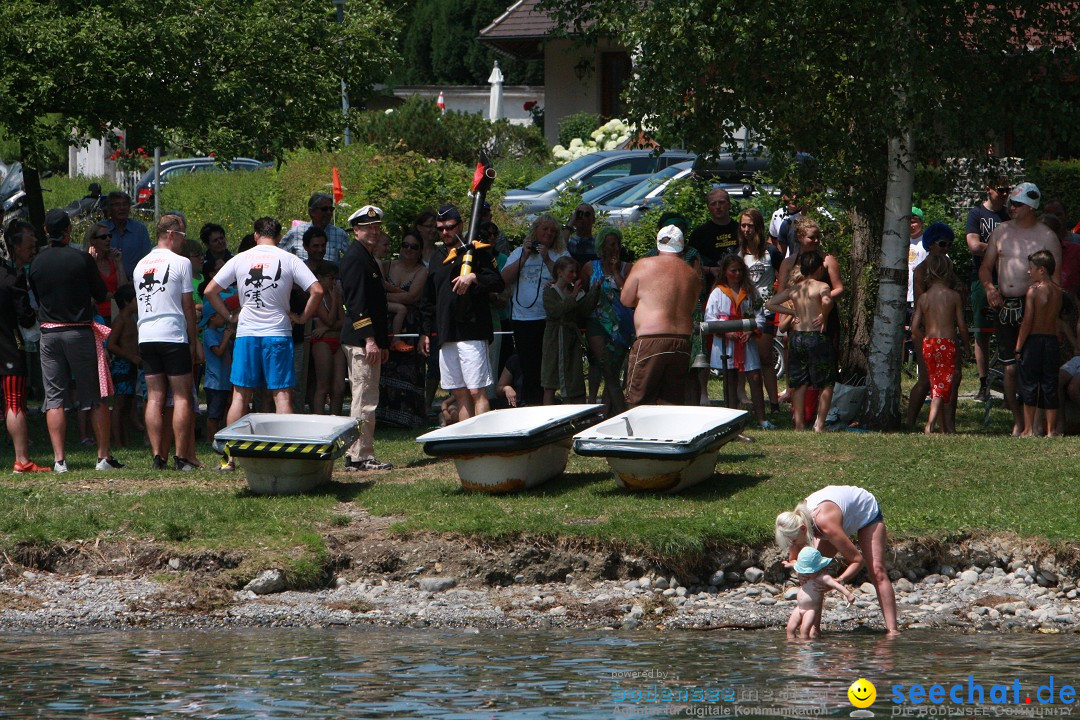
xmin=157 ymin=167 xmax=279 ymax=249
xmin=351 ymin=96 xmax=547 ymax=165
xmin=557 ymin=112 xmax=601 ymax=148
xmin=278 ymin=146 xmax=471 ymax=242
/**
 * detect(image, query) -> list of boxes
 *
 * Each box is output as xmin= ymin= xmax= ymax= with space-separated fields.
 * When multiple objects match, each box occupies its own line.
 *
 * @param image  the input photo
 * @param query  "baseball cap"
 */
xmin=656 ymin=225 xmax=685 ymax=254
xmin=1009 ymin=182 xmax=1041 ymax=209
xmin=910 ymin=206 xmax=924 ymax=220
xmin=348 ymin=205 xmax=383 ymax=226
xmin=437 ymin=204 xmax=462 ymax=223
xmin=44 ymin=209 xmax=71 ymax=240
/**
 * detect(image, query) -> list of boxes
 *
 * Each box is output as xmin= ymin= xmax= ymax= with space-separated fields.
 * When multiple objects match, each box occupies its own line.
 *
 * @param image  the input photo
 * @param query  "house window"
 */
xmin=601 ymin=52 xmax=632 ymax=119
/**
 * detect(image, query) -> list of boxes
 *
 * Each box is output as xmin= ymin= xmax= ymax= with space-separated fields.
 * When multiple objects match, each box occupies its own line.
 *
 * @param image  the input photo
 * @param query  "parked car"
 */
xmin=501 ymin=150 xmax=695 ymax=215
xmin=134 ymin=157 xmax=272 ymax=207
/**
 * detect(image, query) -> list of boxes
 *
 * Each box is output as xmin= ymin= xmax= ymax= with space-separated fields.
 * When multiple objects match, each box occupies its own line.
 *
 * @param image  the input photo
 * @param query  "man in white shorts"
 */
xmin=419 ymin=205 xmax=505 ymax=421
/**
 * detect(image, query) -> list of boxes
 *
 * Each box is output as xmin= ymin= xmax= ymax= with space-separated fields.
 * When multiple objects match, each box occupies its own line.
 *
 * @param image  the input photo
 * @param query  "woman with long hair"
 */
xmin=402 ymin=210 xmax=439 ymax=268
xmin=85 ymin=222 xmax=127 ymax=326
xmin=706 ymin=254 xmax=768 ymax=427
xmin=776 ymin=486 xmax=899 ymax=636
xmin=739 ymin=208 xmax=783 ymax=412
xmin=582 ymin=225 xmax=633 ymax=415
xmin=501 ymin=215 xmax=568 ymax=406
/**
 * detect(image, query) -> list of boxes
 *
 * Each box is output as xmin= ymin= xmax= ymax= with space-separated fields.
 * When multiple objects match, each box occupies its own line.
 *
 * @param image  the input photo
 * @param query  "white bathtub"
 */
xmin=573 ymin=406 xmax=748 ymax=493
xmin=213 ymin=413 xmax=361 ymax=495
xmin=416 ymin=404 xmax=605 ymax=493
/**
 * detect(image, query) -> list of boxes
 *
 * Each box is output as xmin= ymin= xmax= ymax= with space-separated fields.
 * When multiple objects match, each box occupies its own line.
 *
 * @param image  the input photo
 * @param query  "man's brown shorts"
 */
xmin=623 ymin=334 xmax=691 ymax=406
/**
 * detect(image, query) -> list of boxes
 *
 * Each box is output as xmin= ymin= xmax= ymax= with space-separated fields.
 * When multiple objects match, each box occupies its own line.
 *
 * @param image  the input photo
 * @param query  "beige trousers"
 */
xmin=344 ymin=344 xmax=380 ymax=462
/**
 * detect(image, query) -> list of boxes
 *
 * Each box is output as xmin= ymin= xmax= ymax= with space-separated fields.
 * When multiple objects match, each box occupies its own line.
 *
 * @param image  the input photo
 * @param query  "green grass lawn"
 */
xmin=2 ymin=371 xmax=1078 ymax=584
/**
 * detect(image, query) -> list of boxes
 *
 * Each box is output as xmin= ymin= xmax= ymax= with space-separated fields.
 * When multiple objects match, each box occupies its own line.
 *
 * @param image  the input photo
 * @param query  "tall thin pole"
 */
xmin=334 ymin=0 xmax=351 ymax=146
xmin=153 ymin=146 xmax=161 ymax=224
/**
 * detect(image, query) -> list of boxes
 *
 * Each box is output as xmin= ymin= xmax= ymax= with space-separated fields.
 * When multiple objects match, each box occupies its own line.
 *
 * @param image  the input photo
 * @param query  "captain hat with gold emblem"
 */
xmin=348 ymin=205 xmax=384 ymax=226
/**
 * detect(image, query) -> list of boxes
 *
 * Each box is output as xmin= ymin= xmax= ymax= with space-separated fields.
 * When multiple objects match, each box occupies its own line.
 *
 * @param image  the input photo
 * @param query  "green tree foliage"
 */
xmin=541 ymin=0 xmax=1079 ymax=427
xmin=398 ymin=0 xmax=542 ymax=85
xmin=0 ymin=0 xmax=396 ymax=164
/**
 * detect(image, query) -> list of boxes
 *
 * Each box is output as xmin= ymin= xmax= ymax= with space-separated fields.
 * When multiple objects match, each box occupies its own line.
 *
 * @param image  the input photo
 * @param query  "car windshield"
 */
xmin=608 ymin=165 xmax=685 ymax=207
xmin=582 ymin=175 xmax=646 ymax=204
xmin=0 ymin=163 xmax=22 ymax=198
xmin=524 ymin=154 xmax=609 ymax=192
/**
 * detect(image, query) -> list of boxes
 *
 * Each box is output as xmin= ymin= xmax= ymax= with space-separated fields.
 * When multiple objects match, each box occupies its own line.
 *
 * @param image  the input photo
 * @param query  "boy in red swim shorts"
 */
xmin=911 ymin=254 xmax=971 ymax=434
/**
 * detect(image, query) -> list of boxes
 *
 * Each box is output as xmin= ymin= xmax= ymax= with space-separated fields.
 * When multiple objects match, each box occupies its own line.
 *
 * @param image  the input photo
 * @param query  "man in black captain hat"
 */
xmin=340 ymin=204 xmax=393 ymax=471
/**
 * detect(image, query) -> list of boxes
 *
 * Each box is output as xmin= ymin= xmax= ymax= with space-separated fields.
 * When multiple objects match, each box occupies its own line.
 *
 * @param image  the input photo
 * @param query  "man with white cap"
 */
xmin=619 ymin=225 xmax=701 ymax=406
xmin=978 ymin=182 xmax=1061 ymax=436
xmin=204 ymin=217 xmax=324 ymax=433
xmin=340 ymin=205 xmax=392 ymax=472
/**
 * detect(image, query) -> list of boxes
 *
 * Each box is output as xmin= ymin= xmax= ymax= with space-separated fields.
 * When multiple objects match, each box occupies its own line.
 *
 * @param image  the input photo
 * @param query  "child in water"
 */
xmin=786 ymin=546 xmax=855 ymax=640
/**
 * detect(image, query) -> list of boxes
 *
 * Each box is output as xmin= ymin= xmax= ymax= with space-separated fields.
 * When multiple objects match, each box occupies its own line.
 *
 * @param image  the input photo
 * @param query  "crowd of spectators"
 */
xmin=3 ymin=178 xmax=1079 ymax=473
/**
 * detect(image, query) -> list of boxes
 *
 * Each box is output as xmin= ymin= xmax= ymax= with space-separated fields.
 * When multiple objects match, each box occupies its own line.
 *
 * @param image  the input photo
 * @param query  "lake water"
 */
xmin=1 ymin=628 xmax=1078 ymax=718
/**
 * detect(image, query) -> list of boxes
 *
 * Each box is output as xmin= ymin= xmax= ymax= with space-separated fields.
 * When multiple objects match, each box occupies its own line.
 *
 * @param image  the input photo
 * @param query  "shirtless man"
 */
xmin=620 ymin=225 xmax=702 ymax=406
xmin=978 ymin=183 xmax=1062 ymax=435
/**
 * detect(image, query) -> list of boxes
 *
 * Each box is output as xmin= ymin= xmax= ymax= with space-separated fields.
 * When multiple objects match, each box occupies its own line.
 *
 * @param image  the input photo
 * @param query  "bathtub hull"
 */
xmin=213 ymin=413 xmax=361 ymax=495
xmin=573 ymin=406 xmax=748 ymax=493
xmin=416 ymin=404 xmax=604 ymax=493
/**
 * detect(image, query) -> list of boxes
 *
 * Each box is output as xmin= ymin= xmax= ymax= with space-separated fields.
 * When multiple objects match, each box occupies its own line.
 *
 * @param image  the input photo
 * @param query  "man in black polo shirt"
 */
xmin=340 ymin=205 xmax=392 ymax=472
xmin=689 ymin=187 xmax=740 ymax=281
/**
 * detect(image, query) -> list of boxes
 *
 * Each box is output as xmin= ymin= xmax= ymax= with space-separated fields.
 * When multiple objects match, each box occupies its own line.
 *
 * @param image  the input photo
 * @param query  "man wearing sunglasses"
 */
xmin=966 ymin=181 xmax=1012 ymax=401
xmin=978 ymin=182 xmax=1062 ymax=436
xmin=279 ymin=192 xmax=350 ymax=265
xmin=419 ymin=205 xmax=505 ymax=421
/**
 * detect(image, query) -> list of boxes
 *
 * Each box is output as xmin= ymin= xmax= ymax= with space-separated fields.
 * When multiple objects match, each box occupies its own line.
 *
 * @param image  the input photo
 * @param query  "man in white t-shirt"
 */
xmin=134 ymin=214 xmax=199 ymax=471
xmin=204 ymin=217 xmax=324 ymax=430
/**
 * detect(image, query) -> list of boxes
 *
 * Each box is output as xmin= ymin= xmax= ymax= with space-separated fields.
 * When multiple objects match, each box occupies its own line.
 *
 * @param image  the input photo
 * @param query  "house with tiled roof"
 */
xmin=480 ymin=0 xmax=631 ymax=145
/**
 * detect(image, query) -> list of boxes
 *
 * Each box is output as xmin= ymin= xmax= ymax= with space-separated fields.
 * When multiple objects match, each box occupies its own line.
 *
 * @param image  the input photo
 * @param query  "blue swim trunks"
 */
xmin=231 ymin=335 xmax=295 ymax=390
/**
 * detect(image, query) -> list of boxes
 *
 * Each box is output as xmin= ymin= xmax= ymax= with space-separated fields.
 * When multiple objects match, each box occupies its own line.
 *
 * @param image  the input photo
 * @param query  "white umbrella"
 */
xmin=487 ymin=61 xmax=504 ymax=122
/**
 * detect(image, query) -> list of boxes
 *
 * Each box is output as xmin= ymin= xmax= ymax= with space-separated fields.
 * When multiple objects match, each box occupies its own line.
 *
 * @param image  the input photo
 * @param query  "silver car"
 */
xmin=501 ymin=149 xmax=695 ymax=215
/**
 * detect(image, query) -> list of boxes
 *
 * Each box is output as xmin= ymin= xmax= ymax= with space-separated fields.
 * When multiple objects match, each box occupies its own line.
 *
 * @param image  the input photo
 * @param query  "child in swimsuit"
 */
xmin=766 ymin=250 xmax=835 ymax=431
xmin=910 ymin=254 xmax=971 ymax=434
xmin=1017 ymin=250 xmax=1063 ymax=436
xmin=786 ymin=546 xmax=855 ymax=640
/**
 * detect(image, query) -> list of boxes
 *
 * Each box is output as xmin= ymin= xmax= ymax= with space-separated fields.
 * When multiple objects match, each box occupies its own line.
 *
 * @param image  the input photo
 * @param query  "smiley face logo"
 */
xmin=848 ymin=678 xmax=876 ymax=708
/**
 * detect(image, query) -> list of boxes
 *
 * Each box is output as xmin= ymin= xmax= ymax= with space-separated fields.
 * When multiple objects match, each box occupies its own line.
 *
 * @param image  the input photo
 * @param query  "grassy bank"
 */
xmin=2 ymin=379 xmax=1078 ymax=588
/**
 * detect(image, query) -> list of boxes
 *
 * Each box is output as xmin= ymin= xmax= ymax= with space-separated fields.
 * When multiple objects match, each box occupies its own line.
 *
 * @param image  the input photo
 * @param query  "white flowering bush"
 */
xmin=552 ymin=119 xmax=631 ymax=164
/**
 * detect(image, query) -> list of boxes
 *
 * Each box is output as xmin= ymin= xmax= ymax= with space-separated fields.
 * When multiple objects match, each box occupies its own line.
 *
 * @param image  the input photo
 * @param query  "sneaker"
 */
xmin=152 ymin=455 xmax=168 ymax=471
xmin=174 ymin=456 xmax=198 ymax=471
xmin=96 ymin=455 xmax=125 ymax=470
xmin=759 ymin=420 xmax=777 ymax=430
xmin=13 ymin=461 xmax=51 ymax=474
xmin=389 ymin=340 xmax=415 ymax=353
xmin=80 ymin=437 xmax=96 ymax=447
xmin=53 ymin=459 xmax=68 ymax=474
xmin=975 ymin=383 xmax=988 ymax=402
xmin=357 ymin=458 xmax=394 ymax=471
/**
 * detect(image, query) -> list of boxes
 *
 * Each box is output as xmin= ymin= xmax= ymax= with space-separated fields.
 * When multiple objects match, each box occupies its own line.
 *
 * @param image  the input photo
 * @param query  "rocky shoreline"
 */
xmin=1 ymin=526 xmax=1079 ymax=634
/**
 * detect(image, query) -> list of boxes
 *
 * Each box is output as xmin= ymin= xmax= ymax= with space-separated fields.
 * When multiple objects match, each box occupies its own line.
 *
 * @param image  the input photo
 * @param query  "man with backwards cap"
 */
xmin=619 ymin=225 xmax=701 ymax=406
xmin=339 ymin=205 xmax=393 ymax=472
xmin=978 ymin=182 xmax=1062 ymax=436
xmin=27 ymin=209 xmax=121 ymax=472
xmin=419 ymin=204 xmax=505 ymax=421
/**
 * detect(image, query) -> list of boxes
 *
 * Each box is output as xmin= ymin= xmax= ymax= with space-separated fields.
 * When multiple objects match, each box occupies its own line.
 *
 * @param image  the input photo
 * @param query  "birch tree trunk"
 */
xmin=862 ymin=132 xmax=914 ymax=429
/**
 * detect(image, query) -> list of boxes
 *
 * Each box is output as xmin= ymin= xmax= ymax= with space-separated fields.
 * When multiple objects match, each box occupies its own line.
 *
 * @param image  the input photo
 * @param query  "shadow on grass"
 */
xmin=591 ymin=471 xmax=767 ymax=500
xmin=404 ymin=457 xmax=444 ymax=468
